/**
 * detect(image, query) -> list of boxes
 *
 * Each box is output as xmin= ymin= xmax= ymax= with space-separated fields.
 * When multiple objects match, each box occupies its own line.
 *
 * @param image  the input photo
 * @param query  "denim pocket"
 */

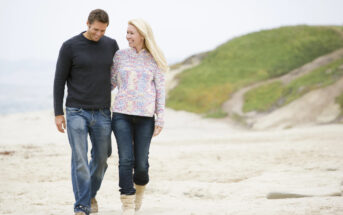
xmin=100 ymin=109 xmax=111 ymax=118
xmin=66 ymin=107 xmax=82 ymax=113
xmin=112 ymin=112 xmax=127 ymax=120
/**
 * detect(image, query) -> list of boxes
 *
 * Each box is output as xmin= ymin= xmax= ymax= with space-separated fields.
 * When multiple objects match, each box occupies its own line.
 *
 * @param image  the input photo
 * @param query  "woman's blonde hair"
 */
xmin=128 ymin=19 xmax=168 ymax=73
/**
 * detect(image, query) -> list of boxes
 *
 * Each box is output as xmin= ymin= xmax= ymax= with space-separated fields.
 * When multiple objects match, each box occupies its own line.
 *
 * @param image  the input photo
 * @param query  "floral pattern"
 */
xmin=111 ymin=48 xmax=165 ymax=127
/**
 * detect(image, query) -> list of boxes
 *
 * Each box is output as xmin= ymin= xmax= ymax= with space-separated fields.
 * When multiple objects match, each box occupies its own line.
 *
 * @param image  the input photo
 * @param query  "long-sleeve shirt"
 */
xmin=53 ymin=32 xmax=119 ymax=116
xmin=111 ymin=48 xmax=165 ymax=127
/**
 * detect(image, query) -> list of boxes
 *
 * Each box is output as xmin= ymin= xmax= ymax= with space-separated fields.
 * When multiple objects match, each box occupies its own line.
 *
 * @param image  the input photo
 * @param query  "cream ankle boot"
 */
xmin=120 ymin=195 xmax=135 ymax=215
xmin=135 ymin=184 xmax=146 ymax=211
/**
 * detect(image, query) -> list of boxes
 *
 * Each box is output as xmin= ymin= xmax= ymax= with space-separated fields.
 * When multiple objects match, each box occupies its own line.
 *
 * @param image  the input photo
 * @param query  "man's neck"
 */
xmin=83 ymin=32 xmax=91 ymax=40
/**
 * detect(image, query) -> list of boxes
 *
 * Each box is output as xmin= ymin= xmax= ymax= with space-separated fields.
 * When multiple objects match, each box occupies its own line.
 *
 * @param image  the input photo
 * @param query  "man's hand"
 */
xmin=55 ymin=115 xmax=66 ymax=133
xmin=153 ymin=126 xmax=163 ymax=137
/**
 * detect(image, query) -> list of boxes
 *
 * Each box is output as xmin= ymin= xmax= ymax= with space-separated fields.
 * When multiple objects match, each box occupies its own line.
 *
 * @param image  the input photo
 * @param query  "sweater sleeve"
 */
xmin=53 ymin=42 xmax=72 ymax=116
xmin=110 ymin=51 xmax=121 ymax=90
xmin=153 ymin=64 xmax=165 ymax=127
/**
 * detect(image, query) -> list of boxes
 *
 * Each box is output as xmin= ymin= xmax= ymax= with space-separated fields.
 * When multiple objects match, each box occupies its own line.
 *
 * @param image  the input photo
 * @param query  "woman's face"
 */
xmin=126 ymin=24 xmax=144 ymax=50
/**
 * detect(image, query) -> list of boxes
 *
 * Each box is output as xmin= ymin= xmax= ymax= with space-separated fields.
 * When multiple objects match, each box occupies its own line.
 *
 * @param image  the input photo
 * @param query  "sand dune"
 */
xmin=0 ymin=109 xmax=342 ymax=214
xmin=222 ymin=48 xmax=343 ymax=129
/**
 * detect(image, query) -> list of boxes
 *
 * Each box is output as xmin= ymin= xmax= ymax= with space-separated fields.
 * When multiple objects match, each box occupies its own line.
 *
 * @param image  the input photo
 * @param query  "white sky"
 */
xmin=1 ymin=0 xmax=342 ymax=64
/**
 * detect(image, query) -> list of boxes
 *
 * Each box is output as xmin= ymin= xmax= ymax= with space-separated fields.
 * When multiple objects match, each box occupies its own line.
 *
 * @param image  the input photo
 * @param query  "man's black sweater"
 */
xmin=53 ymin=32 xmax=119 ymax=116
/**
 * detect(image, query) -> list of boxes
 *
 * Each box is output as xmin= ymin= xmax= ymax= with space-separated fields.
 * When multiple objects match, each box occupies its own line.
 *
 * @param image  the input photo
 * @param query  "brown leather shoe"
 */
xmin=91 ymin=198 xmax=98 ymax=213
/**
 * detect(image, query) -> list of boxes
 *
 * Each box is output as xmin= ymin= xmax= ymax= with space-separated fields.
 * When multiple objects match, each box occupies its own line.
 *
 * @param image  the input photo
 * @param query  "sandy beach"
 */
xmin=0 ymin=108 xmax=342 ymax=214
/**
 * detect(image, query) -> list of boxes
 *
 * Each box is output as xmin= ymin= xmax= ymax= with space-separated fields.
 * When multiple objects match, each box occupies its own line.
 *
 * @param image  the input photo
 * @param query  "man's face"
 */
xmin=86 ymin=20 xmax=108 ymax=42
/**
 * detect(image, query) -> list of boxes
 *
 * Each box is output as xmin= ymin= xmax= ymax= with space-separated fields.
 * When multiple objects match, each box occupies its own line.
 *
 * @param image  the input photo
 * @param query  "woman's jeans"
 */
xmin=112 ymin=112 xmax=154 ymax=195
xmin=66 ymin=107 xmax=112 ymax=214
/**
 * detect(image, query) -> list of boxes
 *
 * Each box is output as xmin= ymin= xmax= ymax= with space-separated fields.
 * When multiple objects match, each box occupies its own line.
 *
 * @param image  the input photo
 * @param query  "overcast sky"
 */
xmin=1 ymin=0 xmax=342 ymax=64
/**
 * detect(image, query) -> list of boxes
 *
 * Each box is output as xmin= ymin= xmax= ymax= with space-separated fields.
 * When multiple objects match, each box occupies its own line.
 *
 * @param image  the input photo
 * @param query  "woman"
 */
xmin=110 ymin=19 xmax=168 ymax=215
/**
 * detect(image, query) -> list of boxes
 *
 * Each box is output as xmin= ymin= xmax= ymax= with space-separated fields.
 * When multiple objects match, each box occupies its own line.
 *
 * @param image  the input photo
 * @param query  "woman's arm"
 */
xmin=153 ymin=65 xmax=165 ymax=128
xmin=110 ymin=52 xmax=120 ymax=90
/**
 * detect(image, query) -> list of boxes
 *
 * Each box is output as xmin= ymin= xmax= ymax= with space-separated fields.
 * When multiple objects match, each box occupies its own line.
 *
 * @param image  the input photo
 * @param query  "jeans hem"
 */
xmin=75 ymin=204 xmax=90 ymax=215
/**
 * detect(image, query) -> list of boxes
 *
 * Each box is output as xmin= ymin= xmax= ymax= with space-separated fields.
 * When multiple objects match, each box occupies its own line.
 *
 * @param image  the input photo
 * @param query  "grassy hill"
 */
xmin=243 ymin=57 xmax=343 ymax=113
xmin=336 ymin=92 xmax=343 ymax=116
xmin=167 ymin=25 xmax=343 ymax=117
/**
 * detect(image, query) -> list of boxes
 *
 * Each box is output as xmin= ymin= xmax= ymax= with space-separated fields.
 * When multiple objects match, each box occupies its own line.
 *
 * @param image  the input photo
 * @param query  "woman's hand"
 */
xmin=153 ymin=126 xmax=163 ymax=137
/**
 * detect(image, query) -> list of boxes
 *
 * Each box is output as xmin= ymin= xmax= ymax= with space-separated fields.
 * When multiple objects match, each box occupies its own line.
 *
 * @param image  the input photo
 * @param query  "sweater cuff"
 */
xmin=54 ymin=108 xmax=64 ymax=116
xmin=155 ymin=114 xmax=164 ymax=127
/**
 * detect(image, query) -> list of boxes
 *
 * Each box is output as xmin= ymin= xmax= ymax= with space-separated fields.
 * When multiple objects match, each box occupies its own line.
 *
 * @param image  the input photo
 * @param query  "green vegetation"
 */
xmin=283 ymin=58 xmax=343 ymax=104
xmin=205 ymin=108 xmax=228 ymax=118
xmin=167 ymin=25 xmax=343 ymax=115
xmin=243 ymin=58 xmax=343 ymax=112
xmin=335 ymin=92 xmax=343 ymax=115
xmin=243 ymin=82 xmax=285 ymax=112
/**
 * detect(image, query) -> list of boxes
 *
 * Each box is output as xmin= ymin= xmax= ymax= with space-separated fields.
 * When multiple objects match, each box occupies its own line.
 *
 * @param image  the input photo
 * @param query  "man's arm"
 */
xmin=53 ymin=42 xmax=72 ymax=133
xmin=113 ymin=40 xmax=119 ymax=53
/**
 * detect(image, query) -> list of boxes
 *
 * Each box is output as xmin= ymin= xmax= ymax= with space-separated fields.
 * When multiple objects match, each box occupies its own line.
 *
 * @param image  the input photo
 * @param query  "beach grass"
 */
xmin=167 ymin=25 xmax=343 ymax=116
xmin=243 ymin=57 xmax=343 ymax=112
xmin=335 ymin=92 xmax=343 ymax=115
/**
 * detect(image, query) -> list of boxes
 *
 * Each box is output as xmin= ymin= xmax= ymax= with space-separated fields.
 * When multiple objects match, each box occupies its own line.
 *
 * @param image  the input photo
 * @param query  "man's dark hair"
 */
xmin=88 ymin=9 xmax=109 ymax=25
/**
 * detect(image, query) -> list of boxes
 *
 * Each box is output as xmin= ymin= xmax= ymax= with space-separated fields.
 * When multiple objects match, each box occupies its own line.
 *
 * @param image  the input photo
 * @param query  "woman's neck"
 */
xmin=134 ymin=43 xmax=146 ymax=53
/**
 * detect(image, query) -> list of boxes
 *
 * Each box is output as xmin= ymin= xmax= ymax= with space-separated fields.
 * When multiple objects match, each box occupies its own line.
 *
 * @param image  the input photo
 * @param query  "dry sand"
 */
xmin=0 ymin=109 xmax=342 ymax=214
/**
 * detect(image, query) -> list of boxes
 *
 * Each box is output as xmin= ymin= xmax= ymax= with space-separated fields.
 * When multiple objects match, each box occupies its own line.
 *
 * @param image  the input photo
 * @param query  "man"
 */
xmin=53 ymin=9 xmax=119 ymax=215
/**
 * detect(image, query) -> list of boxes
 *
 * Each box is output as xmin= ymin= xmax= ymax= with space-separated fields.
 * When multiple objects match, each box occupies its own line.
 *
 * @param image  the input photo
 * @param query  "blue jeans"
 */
xmin=112 ymin=113 xmax=154 ymax=195
xmin=66 ymin=107 xmax=112 ymax=214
